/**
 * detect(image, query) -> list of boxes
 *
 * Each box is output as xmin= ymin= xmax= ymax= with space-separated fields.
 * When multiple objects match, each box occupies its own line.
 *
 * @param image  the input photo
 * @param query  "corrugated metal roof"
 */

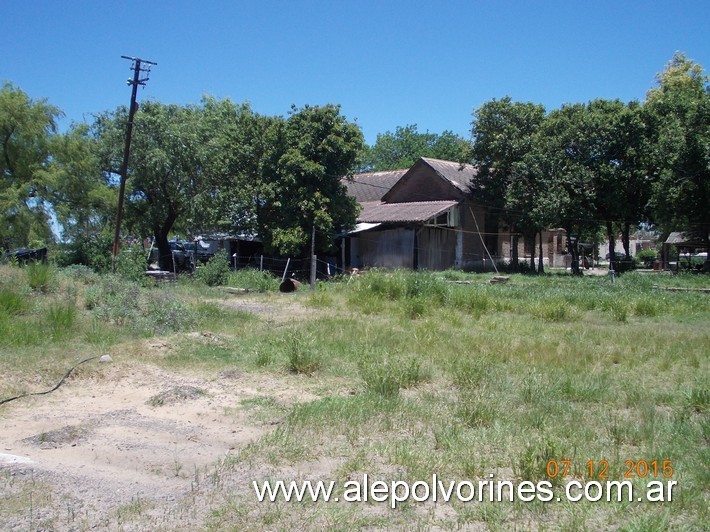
xmin=421 ymin=157 xmax=478 ymax=192
xmin=664 ymin=231 xmax=706 ymax=247
xmin=343 ymin=169 xmax=407 ymax=202
xmin=358 ymin=200 xmax=459 ymax=223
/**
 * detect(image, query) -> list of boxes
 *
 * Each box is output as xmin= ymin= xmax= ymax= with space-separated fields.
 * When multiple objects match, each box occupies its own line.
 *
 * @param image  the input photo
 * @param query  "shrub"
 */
xmin=54 ymin=233 xmax=113 ymax=273
xmin=227 ymin=268 xmax=279 ymax=292
xmin=61 ymin=264 xmax=100 ymax=285
xmin=196 ymin=250 xmax=230 ymax=286
xmin=143 ymin=291 xmax=195 ymax=334
xmin=116 ymin=245 xmax=150 ymax=284
xmin=636 ymin=249 xmax=658 ymax=267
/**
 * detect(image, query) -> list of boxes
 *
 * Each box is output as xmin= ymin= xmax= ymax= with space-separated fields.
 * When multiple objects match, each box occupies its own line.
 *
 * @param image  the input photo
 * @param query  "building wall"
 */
xmin=459 ymin=201 xmax=492 ymax=271
xmin=417 ymin=226 xmax=457 ymax=270
xmin=350 ymin=228 xmax=415 ymax=269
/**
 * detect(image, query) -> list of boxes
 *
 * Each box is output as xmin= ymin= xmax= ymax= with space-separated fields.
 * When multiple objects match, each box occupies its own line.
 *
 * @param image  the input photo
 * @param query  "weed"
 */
xmin=456 ymin=391 xmax=497 ymax=428
xmin=26 ymin=263 xmax=53 ymax=292
xmin=634 ymin=297 xmax=659 ymax=317
xmin=358 ymin=351 xmax=428 ymax=397
xmin=196 ymin=250 xmax=230 ymax=286
xmin=610 ymin=303 xmax=628 ymax=323
xmin=45 ymin=300 xmax=77 ymax=340
xmin=0 ymin=285 xmax=30 ymax=315
xmin=285 ymin=331 xmax=321 ymax=375
xmin=228 ymin=268 xmax=279 ymax=292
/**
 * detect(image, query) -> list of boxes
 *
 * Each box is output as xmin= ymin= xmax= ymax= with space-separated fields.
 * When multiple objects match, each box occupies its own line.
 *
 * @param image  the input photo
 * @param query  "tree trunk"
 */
xmin=537 ymin=230 xmax=544 ymax=274
xmin=155 ymin=204 xmax=178 ymax=272
xmin=606 ymin=221 xmax=616 ymax=272
xmin=622 ymin=222 xmax=631 ymax=258
xmin=528 ymin=234 xmax=536 ymax=274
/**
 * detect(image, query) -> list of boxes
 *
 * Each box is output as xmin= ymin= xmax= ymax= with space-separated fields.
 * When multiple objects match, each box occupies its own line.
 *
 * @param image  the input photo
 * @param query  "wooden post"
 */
xmin=310 ymin=224 xmax=317 ymax=289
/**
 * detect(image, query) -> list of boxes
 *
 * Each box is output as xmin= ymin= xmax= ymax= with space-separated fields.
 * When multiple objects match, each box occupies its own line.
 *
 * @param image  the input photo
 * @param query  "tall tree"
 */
xmin=360 ymin=124 xmax=470 ymax=171
xmin=44 ymin=124 xmax=116 ymax=243
xmin=193 ymin=97 xmax=282 ymax=237
xmin=526 ymin=103 xmax=600 ymax=275
xmin=644 ymin=53 xmax=710 ymax=268
xmin=470 ymin=97 xmax=547 ymax=271
xmin=258 ymin=104 xmax=364 ymax=256
xmin=94 ymin=101 xmax=209 ymax=270
xmin=583 ymin=99 xmax=651 ymax=267
xmin=0 ymin=83 xmax=61 ymax=249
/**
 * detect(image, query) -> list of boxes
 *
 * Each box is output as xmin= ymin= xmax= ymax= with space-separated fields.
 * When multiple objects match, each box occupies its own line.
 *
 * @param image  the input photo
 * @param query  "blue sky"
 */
xmin=3 ymin=1 xmax=708 ymax=144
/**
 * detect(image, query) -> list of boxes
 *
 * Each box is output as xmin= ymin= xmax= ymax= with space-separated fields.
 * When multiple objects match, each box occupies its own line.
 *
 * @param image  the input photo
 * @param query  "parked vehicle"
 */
xmin=148 ymin=241 xmax=194 ymax=272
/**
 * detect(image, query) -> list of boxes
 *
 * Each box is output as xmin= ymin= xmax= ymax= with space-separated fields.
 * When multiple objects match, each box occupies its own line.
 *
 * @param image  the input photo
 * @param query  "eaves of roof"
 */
xmin=357 ymin=200 xmax=460 ymax=223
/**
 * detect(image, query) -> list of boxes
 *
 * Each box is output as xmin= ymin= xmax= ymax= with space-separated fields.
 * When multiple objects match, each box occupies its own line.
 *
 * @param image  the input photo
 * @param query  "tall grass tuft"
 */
xmin=358 ymin=351 xmax=428 ymax=397
xmin=228 ymin=268 xmax=279 ymax=292
xmin=27 ymin=263 xmax=53 ymax=292
xmin=45 ymin=300 xmax=77 ymax=339
xmin=0 ymin=285 xmax=30 ymax=315
xmin=285 ymin=331 xmax=321 ymax=375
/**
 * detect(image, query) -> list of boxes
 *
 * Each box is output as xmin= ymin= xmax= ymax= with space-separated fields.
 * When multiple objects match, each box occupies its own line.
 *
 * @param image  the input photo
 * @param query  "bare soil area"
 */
xmin=0 ymin=349 xmax=320 ymax=530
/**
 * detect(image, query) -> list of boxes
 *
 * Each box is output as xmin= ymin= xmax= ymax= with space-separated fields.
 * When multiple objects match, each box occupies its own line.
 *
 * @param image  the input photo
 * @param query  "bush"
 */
xmin=116 ymin=245 xmax=149 ymax=283
xmin=61 ymin=264 xmax=100 ymax=285
xmin=195 ymin=250 xmax=230 ymax=286
xmin=227 ymin=268 xmax=279 ymax=291
xmin=54 ymin=233 xmax=113 ymax=273
xmin=636 ymin=249 xmax=658 ymax=268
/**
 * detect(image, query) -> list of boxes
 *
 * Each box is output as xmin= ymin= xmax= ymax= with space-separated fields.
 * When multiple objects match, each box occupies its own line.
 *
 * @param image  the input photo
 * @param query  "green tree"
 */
xmin=582 ymin=99 xmax=651 ymax=268
xmin=644 ymin=53 xmax=710 ymax=267
xmin=258 ymin=104 xmax=364 ymax=256
xmin=93 ymin=101 xmax=209 ymax=270
xmin=360 ymin=124 xmax=470 ymax=171
xmin=520 ymin=103 xmax=601 ymax=275
xmin=470 ymin=97 xmax=547 ymax=271
xmin=45 ymin=124 xmax=116 ymax=244
xmin=0 ymin=83 xmax=61 ymax=249
xmin=193 ymin=97 xmax=282 ymax=237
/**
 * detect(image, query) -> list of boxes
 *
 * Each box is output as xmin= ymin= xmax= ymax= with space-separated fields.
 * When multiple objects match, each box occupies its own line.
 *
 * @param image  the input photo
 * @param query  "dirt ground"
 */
xmin=0 ymin=329 xmax=323 ymax=530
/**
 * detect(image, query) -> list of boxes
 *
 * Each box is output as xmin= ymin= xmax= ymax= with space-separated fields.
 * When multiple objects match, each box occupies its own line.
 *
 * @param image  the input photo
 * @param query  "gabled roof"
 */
xmin=382 ymin=157 xmax=477 ymax=202
xmin=343 ymin=169 xmax=407 ymax=202
xmin=358 ymin=200 xmax=459 ymax=223
xmin=664 ymin=231 xmax=707 ymax=247
xmin=419 ymin=157 xmax=478 ymax=192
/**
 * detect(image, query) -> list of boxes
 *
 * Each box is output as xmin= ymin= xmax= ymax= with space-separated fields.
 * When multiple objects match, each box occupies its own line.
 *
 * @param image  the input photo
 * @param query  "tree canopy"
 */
xmin=258 ymin=104 xmax=363 ymax=255
xmin=360 ymin=124 xmax=470 ymax=172
xmin=0 ymin=83 xmax=60 ymax=249
xmin=645 ymin=53 xmax=710 ymax=251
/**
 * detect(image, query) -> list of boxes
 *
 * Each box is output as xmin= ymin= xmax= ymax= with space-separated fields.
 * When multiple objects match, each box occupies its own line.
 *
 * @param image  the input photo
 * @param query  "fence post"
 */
xmin=310 ymin=254 xmax=317 ymax=289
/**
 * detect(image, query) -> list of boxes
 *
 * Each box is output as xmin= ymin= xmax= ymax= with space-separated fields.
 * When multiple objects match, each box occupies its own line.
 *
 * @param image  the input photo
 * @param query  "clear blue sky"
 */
xmin=3 ymin=0 xmax=708 ymax=145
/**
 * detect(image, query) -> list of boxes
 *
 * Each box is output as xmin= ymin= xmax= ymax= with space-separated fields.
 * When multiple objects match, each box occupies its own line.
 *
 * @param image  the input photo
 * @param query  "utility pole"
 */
xmin=111 ymin=56 xmax=157 ymax=272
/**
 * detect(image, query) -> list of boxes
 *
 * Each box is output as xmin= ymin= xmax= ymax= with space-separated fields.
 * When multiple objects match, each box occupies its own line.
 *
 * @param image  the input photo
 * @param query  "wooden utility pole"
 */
xmin=111 ymin=56 xmax=157 ymax=272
